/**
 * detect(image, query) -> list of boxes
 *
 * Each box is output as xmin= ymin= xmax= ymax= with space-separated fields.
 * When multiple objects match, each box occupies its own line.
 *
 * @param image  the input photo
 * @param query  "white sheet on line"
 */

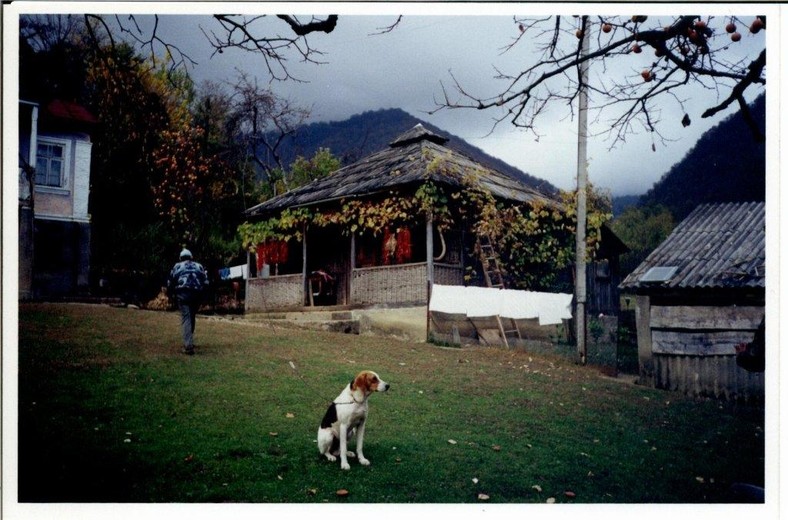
xmin=535 ymin=291 xmax=574 ymax=325
xmin=464 ymin=286 xmax=504 ymax=318
xmin=428 ymin=284 xmax=469 ymax=315
xmin=429 ymin=284 xmax=573 ymax=325
xmin=501 ymin=289 xmax=539 ymax=320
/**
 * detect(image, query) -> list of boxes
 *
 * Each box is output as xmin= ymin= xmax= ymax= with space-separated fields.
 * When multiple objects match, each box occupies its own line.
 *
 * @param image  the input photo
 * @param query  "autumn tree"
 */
xmin=287 ymin=147 xmax=341 ymax=189
xmin=84 ymin=40 xmax=174 ymax=278
xmin=20 ymin=15 xmax=270 ymax=296
xmin=142 ymin=67 xmax=275 ymax=270
xmin=436 ymin=15 xmax=767 ymax=146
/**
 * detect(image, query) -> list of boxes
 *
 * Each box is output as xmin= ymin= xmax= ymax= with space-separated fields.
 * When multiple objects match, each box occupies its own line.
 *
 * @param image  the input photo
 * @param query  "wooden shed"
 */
xmin=620 ymin=202 xmax=765 ymax=401
xmin=242 ymin=124 xmax=625 ymax=324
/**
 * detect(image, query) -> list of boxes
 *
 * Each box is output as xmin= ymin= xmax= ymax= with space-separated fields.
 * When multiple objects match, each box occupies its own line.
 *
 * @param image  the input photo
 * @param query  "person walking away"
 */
xmin=168 ymin=248 xmax=208 ymax=355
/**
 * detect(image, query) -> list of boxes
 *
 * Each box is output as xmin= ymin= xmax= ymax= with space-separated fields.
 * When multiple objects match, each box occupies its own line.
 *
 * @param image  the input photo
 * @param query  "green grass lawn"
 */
xmin=16 ymin=303 xmax=765 ymax=503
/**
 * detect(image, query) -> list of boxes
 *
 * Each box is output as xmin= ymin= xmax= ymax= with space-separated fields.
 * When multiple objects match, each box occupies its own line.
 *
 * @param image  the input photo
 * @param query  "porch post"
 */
xmin=426 ymin=213 xmax=434 ymax=341
xmin=245 ymin=250 xmax=251 ymax=298
xmin=302 ymin=224 xmax=308 ymax=306
xmin=349 ymin=232 xmax=356 ymax=305
xmin=426 ymin=212 xmax=434 ymax=291
xmin=350 ymin=232 xmax=356 ymax=269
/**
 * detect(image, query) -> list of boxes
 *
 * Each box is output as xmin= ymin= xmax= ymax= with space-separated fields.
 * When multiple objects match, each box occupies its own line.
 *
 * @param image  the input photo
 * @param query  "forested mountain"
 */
xmin=609 ymin=93 xmax=765 ymax=278
xmin=278 ymin=97 xmax=766 ymax=222
xmin=269 ymin=108 xmax=560 ymax=196
xmin=611 ymin=195 xmax=640 ymax=217
xmin=636 ymin=94 xmax=766 ymax=220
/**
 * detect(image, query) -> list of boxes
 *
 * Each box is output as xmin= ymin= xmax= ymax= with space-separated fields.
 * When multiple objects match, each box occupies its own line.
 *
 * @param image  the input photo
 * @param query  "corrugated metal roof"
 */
xmin=245 ymin=125 xmax=556 ymax=217
xmin=620 ymin=201 xmax=765 ymax=290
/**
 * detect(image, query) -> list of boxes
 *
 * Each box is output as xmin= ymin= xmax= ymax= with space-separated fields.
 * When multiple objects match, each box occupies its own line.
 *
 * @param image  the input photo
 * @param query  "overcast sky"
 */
xmin=15 ymin=3 xmax=772 ymax=197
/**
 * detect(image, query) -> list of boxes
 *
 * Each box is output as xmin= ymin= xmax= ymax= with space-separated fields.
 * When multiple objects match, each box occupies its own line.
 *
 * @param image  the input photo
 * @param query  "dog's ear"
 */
xmin=351 ymin=371 xmax=370 ymax=393
xmin=352 ymin=371 xmax=380 ymax=394
xmin=351 ymin=372 xmax=365 ymax=392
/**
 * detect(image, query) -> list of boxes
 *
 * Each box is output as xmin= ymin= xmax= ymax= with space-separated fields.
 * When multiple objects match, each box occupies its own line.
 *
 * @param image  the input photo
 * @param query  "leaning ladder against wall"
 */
xmin=476 ymin=234 xmax=521 ymax=347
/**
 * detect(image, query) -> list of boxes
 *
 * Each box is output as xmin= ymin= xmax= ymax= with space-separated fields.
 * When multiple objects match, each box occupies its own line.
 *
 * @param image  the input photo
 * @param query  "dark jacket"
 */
xmin=168 ymin=259 xmax=208 ymax=301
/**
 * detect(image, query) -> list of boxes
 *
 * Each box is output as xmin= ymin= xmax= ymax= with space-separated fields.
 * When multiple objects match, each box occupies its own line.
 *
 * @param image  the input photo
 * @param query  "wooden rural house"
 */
xmin=242 ymin=124 xmax=625 ymax=326
xmin=19 ymin=99 xmax=96 ymax=299
xmin=620 ymin=202 xmax=765 ymax=401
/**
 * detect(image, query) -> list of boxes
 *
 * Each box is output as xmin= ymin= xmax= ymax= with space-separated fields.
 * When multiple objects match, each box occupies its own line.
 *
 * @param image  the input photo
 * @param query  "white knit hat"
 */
xmin=180 ymin=248 xmax=192 ymax=259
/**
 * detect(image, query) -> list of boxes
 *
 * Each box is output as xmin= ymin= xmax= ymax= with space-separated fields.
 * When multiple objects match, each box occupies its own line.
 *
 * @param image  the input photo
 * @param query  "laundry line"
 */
xmin=218 ymin=264 xmax=248 ymax=281
xmin=429 ymin=284 xmax=573 ymax=326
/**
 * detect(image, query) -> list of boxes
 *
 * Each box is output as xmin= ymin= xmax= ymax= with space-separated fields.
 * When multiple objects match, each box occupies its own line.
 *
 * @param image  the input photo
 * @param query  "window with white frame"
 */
xmin=35 ymin=140 xmax=66 ymax=188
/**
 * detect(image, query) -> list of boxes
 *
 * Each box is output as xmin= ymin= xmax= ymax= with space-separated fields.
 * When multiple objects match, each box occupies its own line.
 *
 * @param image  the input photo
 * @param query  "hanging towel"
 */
xmin=229 ymin=264 xmax=248 ymax=280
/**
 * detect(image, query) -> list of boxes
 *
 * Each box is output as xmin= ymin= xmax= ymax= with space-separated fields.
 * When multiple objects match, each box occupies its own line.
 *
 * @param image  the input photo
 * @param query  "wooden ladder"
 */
xmin=478 ymin=233 xmax=505 ymax=289
xmin=477 ymin=234 xmax=520 ymax=348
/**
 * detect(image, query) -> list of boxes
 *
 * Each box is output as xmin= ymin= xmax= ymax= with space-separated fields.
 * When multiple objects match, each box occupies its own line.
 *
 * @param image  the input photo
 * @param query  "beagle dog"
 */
xmin=317 ymin=370 xmax=389 ymax=470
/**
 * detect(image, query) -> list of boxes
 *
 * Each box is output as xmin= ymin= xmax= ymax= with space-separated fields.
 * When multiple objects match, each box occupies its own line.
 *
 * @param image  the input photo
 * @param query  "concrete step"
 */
xmin=241 ymin=306 xmax=428 ymax=342
xmin=244 ymin=316 xmax=360 ymax=335
xmin=247 ymin=309 xmax=354 ymax=323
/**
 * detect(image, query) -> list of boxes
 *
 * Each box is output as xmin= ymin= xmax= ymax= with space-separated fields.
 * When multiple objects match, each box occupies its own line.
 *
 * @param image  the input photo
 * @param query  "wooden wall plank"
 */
xmin=654 ymin=353 xmax=764 ymax=401
xmin=650 ymin=305 xmax=763 ymax=330
xmin=652 ymin=329 xmax=756 ymax=355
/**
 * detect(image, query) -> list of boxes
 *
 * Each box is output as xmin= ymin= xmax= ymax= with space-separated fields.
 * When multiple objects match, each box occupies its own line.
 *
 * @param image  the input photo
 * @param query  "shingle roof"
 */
xmin=620 ymin=201 xmax=765 ymax=290
xmin=45 ymin=99 xmax=97 ymax=124
xmin=245 ymin=124 xmax=556 ymax=217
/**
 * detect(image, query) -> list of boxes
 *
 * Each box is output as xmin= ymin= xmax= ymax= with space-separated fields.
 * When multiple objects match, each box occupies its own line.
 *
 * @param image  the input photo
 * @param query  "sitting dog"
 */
xmin=317 ymin=370 xmax=389 ymax=470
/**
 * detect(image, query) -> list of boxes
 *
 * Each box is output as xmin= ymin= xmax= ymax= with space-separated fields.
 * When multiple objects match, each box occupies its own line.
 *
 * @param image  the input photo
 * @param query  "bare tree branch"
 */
xmin=202 ymin=15 xmax=337 ymax=82
xmin=701 ymin=49 xmax=766 ymax=118
xmin=112 ymin=14 xmax=198 ymax=72
xmin=79 ymin=13 xmax=340 ymax=83
xmin=226 ymin=72 xmax=311 ymax=194
xmin=437 ymin=15 xmax=767 ymax=147
xmin=369 ymin=15 xmax=403 ymax=36
xmin=276 ymin=14 xmax=338 ymax=36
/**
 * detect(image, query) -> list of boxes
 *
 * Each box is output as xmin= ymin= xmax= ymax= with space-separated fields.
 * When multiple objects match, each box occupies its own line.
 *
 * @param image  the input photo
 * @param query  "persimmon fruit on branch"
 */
xmin=434 ymin=15 xmax=766 ymax=145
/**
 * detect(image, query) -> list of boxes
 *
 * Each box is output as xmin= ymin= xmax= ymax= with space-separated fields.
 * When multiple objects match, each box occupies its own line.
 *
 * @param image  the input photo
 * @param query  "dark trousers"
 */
xmin=177 ymin=297 xmax=200 ymax=349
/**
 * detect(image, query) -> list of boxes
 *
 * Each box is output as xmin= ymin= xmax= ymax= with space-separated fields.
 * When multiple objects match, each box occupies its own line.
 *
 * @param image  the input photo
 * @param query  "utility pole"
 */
xmin=575 ymin=16 xmax=589 ymax=365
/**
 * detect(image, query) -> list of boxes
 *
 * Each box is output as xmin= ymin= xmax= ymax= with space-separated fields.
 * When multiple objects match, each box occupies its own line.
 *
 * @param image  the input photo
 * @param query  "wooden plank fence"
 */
xmin=643 ymin=303 xmax=764 ymax=401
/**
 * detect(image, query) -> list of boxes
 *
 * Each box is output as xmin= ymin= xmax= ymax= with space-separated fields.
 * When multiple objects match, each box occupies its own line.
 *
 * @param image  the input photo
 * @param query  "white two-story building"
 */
xmin=19 ymin=99 xmax=96 ymax=299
